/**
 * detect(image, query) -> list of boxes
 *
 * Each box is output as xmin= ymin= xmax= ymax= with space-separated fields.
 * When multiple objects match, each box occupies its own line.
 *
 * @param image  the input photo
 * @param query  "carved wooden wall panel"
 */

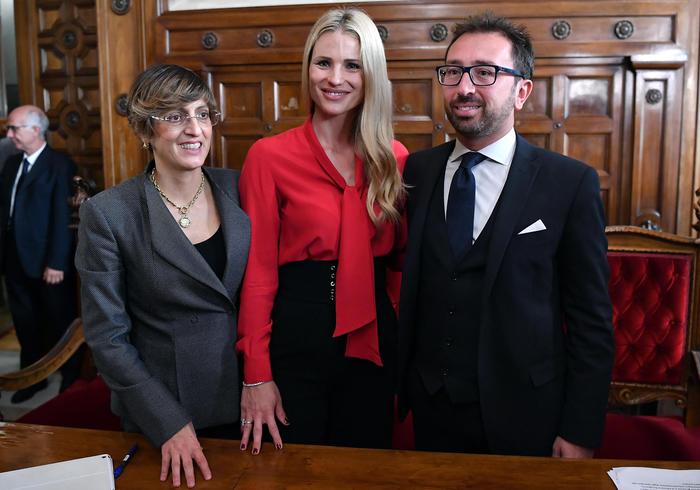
xmin=518 ymin=62 xmax=624 ymax=222
xmin=211 ymin=66 xmax=305 ymax=170
xmin=630 ymin=66 xmax=684 ymax=232
xmin=390 ymin=62 xmax=447 ymax=153
xmin=95 ymin=0 xmax=149 ymax=188
xmin=137 ymin=0 xmax=698 ymax=235
xmin=15 ymin=0 xmax=103 ymax=188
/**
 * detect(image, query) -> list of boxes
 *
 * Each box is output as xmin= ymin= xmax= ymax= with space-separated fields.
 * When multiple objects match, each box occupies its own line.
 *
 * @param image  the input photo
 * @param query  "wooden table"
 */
xmin=1 ymin=422 xmax=698 ymax=488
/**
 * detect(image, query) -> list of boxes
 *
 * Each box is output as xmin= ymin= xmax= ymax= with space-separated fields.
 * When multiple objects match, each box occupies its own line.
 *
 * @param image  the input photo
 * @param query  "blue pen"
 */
xmin=114 ymin=443 xmax=139 ymax=479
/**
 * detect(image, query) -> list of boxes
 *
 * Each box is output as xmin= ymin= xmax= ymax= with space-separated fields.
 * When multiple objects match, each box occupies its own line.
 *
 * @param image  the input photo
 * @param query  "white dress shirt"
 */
xmin=444 ymin=129 xmax=517 ymax=243
xmin=10 ymin=143 xmax=46 ymax=217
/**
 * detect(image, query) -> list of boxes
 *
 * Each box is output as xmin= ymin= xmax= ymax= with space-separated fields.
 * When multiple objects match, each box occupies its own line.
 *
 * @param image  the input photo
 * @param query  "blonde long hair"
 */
xmin=301 ymin=8 xmax=405 ymax=225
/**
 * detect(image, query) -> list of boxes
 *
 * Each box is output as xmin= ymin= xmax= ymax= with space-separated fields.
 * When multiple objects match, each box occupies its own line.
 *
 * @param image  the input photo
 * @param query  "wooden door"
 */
xmin=517 ymin=61 xmax=625 ymax=224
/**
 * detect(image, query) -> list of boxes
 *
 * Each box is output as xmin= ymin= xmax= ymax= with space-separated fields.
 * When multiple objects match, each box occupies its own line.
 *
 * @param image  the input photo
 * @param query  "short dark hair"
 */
xmin=127 ymin=64 xmax=217 ymax=139
xmin=447 ymin=12 xmax=534 ymax=80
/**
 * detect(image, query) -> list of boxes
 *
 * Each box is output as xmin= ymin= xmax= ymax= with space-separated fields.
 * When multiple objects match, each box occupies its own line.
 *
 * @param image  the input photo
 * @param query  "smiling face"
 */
xmin=308 ymin=30 xmax=364 ymax=120
xmin=443 ymin=31 xmax=532 ymax=149
xmin=148 ymin=99 xmax=212 ymax=173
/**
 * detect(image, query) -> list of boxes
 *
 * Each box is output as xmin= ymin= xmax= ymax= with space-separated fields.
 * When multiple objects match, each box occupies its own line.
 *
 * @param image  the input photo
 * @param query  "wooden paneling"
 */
xmin=12 ymin=0 xmax=696 ymax=235
xmin=14 ymin=0 xmax=103 ymax=187
xmin=0 ymin=13 xmax=7 ymax=118
xmin=517 ymin=62 xmax=624 ymax=222
xmin=390 ymin=62 xmax=448 ymax=152
xmin=211 ymin=66 xmax=306 ymax=169
xmin=630 ymin=65 xmax=684 ymax=232
xmin=95 ymin=0 xmax=149 ymax=188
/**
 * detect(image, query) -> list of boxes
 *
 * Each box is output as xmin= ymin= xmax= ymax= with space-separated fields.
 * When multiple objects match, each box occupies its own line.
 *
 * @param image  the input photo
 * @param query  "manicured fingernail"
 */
xmin=276 ymin=443 xmax=282 ymax=450
xmin=284 ymin=417 xmax=290 ymax=425
xmin=252 ymin=448 xmax=259 ymax=455
xmin=240 ymin=443 xmax=246 ymax=450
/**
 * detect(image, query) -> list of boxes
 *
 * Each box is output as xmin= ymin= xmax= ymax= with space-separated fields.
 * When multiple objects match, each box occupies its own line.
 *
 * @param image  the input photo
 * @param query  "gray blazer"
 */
xmin=76 ymin=165 xmax=250 ymax=447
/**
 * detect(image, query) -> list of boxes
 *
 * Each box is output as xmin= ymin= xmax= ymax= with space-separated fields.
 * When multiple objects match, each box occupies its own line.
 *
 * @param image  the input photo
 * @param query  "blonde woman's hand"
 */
xmin=240 ymin=381 xmax=289 ymax=454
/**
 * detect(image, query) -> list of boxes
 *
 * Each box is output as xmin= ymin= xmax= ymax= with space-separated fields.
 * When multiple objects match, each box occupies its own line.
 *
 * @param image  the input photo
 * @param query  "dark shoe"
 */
xmin=11 ymin=380 xmax=48 ymax=404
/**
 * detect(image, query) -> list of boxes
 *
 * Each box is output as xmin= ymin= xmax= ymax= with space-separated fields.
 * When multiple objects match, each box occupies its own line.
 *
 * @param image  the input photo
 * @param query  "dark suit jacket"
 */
xmin=399 ymin=135 xmax=615 ymax=454
xmin=0 ymin=145 xmax=76 ymax=277
xmin=75 ymin=166 xmax=250 ymax=447
xmin=0 ymin=137 xmax=20 ymax=174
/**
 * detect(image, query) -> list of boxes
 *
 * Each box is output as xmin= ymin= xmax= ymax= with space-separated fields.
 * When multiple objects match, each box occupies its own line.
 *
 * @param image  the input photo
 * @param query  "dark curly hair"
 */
xmin=447 ymin=11 xmax=534 ymax=80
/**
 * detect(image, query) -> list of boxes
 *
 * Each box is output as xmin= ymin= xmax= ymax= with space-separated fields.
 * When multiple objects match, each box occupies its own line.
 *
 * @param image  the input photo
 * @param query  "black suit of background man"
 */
xmin=0 ymin=105 xmax=77 ymax=403
xmin=398 ymin=13 xmax=614 ymax=458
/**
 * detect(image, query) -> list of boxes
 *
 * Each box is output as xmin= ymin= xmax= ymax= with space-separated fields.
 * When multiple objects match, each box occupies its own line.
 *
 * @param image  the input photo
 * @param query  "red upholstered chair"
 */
xmin=596 ymin=226 xmax=700 ymax=460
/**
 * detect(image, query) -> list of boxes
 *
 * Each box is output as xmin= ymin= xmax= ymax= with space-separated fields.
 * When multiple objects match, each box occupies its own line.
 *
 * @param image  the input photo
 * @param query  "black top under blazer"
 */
xmin=76 ymin=165 xmax=250 ymax=447
xmin=398 ymin=135 xmax=615 ymax=455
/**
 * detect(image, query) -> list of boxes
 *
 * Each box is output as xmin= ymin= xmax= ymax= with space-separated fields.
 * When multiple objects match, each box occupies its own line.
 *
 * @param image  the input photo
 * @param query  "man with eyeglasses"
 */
xmin=398 ymin=13 xmax=614 ymax=458
xmin=0 ymin=105 xmax=77 ymax=403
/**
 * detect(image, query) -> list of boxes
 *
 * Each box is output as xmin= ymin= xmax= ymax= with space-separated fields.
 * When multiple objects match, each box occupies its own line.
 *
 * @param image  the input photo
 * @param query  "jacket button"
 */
xmin=190 ymin=314 xmax=199 ymax=324
xmin=441 ymin=368 xmax=449 ymax=376
xmin=451 ymin=272 xmax=457 ymax=281
xmin=448 ymin=309 xmax=455 ymax=316
xmin=445 ymin=337 xmax=453 ymax=347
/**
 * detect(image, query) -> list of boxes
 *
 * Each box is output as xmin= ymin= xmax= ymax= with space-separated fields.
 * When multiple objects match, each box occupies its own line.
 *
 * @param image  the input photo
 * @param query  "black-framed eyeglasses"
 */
xmin=4 ymin=124 xmax=31 ymax=133
xmin=150 ymin=110 xmax=221 ymax=127
xmin=436 ymin=64 xmax=527 ymax=86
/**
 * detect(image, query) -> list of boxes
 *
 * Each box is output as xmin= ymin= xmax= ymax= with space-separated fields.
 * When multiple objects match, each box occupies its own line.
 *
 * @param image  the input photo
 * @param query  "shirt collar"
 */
xmin=23 ymin=142 xmax=47 ymax=165
xmin=448 ymin=128 xmax=516 ymax=166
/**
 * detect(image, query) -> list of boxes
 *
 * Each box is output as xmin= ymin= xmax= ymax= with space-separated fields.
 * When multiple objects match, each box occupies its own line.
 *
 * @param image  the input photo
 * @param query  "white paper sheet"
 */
xmin=608 ymin=466 xmax=700 ymax=490
xmin=0 ymin=454 xmax=114 ymax=490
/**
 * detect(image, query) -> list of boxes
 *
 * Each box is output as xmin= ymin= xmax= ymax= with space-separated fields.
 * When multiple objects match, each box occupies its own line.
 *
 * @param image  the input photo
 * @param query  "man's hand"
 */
xmin=160 ymin=422 xmax=211 ymax=488
xmin=43 ymin=267 xmax=64 ymax=285
xmin=552 ymin=436 xmax=594 ymax=458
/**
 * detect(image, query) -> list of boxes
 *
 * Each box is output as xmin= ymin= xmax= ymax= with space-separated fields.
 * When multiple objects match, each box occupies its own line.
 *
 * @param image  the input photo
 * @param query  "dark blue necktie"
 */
xmin=9 ymin=158 xmax=30 ymax=228
xmin=16 ymin=158 xmax=30 ymax=191
xmin=446 ymin=152 xmax=486 ymax=257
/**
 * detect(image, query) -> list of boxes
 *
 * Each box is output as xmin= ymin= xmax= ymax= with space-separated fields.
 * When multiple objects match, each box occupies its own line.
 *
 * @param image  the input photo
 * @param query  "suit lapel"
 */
xmin=0 ymin=157 xmax=21 ymax=225
xmin=405 ymin=141 xmax=455 ymax=271
xmin=144 ymin=169 xmax=231 ymax=303
xmin=426 ymin=167 xmax=455 ymax=269
xmin=206 ymin=168 xmax=249 ymax=301
xmin=403 ymin=142 xmax=455 ymax=304
xmin=20 ymin=146 xmax=50 ymax=190
xmin=2 ymin=156 xmax=21 ymax=196
xmin=482 ymin=135 xmax=541 ymax=297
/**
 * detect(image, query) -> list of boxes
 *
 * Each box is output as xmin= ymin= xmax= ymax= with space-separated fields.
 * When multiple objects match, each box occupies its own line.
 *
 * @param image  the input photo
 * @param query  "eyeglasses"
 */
xmin=150 ymin=110 xmax=221 ymax=127
xmin=436 ymin=64 xmax=527 ymax=86
xmin=4 ymin=125 xmax=31 ymax=133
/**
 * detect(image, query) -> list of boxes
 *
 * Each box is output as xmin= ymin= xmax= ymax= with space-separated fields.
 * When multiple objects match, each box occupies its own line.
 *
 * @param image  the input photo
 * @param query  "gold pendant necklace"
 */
xmin=150 ymin=169 xmax=205 ymax=228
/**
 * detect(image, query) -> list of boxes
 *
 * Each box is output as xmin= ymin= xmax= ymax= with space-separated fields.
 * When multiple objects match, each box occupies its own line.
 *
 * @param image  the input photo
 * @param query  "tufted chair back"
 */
xmin=596 ymin=226 xmax=700 ymax=460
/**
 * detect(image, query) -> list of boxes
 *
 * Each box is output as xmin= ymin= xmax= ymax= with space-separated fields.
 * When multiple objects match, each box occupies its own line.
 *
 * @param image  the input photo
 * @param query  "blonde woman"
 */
xmin=237 ymin=8 xmax=407 ymax=454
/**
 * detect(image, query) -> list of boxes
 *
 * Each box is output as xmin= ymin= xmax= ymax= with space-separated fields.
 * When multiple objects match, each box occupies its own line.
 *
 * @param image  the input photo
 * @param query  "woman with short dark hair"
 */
xmin=76 ymin=64 xmax=250 ymax=487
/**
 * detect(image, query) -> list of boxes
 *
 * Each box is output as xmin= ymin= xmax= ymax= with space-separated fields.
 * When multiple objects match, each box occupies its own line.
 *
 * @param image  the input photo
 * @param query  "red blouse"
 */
xmin=236 ymin=119 xmax=408 ymax=383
